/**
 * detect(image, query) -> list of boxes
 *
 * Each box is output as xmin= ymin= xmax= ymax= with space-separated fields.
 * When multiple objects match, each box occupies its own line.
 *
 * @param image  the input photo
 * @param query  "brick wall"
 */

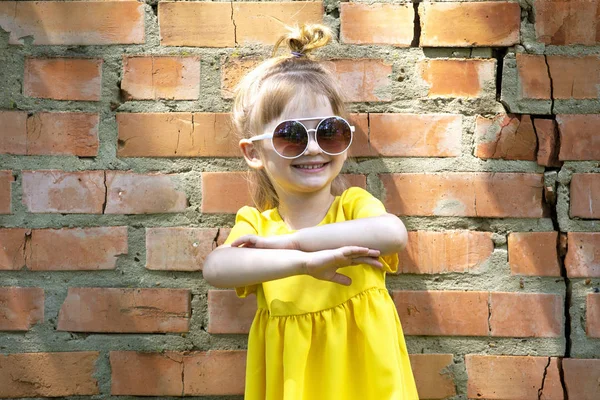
xmin=0 ymin=0 xmax=598 ymax=398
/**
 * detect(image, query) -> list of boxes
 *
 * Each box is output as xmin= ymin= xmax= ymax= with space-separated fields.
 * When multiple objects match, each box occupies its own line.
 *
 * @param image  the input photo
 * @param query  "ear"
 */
xmin=239 ymin=139 xmax=264 ymax=170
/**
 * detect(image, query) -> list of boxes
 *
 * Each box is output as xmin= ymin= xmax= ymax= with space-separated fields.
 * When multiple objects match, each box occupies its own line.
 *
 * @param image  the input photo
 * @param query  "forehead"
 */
xmin=278 ymin=92 xmax=334 ymax=121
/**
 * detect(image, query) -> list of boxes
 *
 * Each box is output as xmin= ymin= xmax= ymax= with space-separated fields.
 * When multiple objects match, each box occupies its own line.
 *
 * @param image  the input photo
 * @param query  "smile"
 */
xmin=292 ymin=162 xmax=329 ymax=170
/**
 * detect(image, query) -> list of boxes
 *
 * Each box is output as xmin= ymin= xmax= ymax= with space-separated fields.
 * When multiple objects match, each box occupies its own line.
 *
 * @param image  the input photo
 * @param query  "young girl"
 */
xmin=204 ymin=24 xmax=418 ymax=400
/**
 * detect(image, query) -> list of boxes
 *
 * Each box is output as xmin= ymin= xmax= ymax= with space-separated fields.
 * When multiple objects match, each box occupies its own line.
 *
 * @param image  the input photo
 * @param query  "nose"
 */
xmin=304 ymin=129 xmax=322 ymax=155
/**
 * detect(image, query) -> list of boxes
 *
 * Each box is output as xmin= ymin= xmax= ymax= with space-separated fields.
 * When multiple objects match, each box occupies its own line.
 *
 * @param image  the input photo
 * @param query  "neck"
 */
xmin=276 ymin=185 xmax=334 ymax=230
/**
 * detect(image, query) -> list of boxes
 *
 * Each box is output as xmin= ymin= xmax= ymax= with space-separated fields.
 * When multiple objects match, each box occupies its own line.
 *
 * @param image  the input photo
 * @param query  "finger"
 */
xmin=329 ymin=273 xmax=352 ymax=286
xmin=351 ymin=257 xmax=383 ymax=269
xmin=339 ymin=246 xmax=372 ymax=257
xmin=231 ymin=235 xmax=257 ymax=248
xmin=366 ymin=249 xmax=381 ymax=258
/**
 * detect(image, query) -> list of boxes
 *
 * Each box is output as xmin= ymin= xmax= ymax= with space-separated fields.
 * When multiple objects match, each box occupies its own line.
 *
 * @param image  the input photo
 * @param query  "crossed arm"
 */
xmin=202 ymin=213 xmax=407 ymax=288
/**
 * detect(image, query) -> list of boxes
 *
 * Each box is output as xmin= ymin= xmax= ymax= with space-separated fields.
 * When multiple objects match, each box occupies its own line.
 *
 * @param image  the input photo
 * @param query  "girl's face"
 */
xmin=256 ymin=95 xmax=347 ymax=197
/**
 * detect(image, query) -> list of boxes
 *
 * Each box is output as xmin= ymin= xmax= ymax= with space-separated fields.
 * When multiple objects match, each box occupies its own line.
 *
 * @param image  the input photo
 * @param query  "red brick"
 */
xmin=409 ymin=354 xmax=456 ymax=399
xmin=58 ymin=287 xmax=190 ymax=333
xmin=466 ymin=355 xmax=563 ymax=400
xmin=0 ymin=1 xmax=144 ymax=45
xmin=565 ymin=232 xmax=600 ymax=278
xmin=323 ymin=59 xmax=392 ymax=102
xmin=110 ymin=351 xmax=184 ymax=396
xmin=508 ymin=232 xmax=561 ymax=276
xmin=22 ymin=170 xmax=105 ymax=213
xmin=369 ymin=114 xmax=462 ymax=157
xmin=0 ymin=170 xmax=14 ymax=214
xmin=535 ymin=1 xmax=600 ymax=45
xmin=29 ymin=227 xmax=127 ymax=271
xmin=342 ymin=174 xmax=367 ymax=189
xmin=184 ymin=351 xmax=246 ymax=395
xmin=207 ymin=290 xmax=257 ymax=334
xmin=24 ymin=58 xmax=102 ymax=101
xmin=0 ymin=228 xmax=27 ymax=270
xmin=399 ymin=230 xmax=493 ymax=274
xmin=420 ymin=2 xmax=520 ymax=47
xmin=340 ymin=3 xmax=413 ymax=46
xmin=534 ymin=118 xmax=561 ymax=167
xmin=570 ymin=174 xmax=600 ymax=219
xmin=121 ymin=56 xmax=201 ymax=100
xmin=392 ymin=290 xmax=489 ymax=336
xmin=489 ymin=292 xmax=563 ymax=337
xmin=420 ymin=59 xmax=496 ymax=98
xmin=558 ymin=114 xmax=600 ymax=161
xmin=0 ymin=111 xmax=27 ymax=154
xmin=587 ymin=293 xmax=600 ymax=338
xmin=347 ymin=113 xmax=372 ymax=157
xmin=104 ymin=171 xmax=188 ymax=214
xmin=516 ymin=53 xmax=552 ymax=100
xmin=27 ymin=112 xmax=99 ymax=156
xmin=160 ymin=2 xmax=322 ymax=47
xmin=0 ymin=352 xmax=99 ymax=397
xmin=381 ymin=173 xmax=545 ymax=218
xmin=0 ymin=287 xmax=44 ymax=331
xmin=563 ymin=358 xmax=600 ymax=399
xmin=474 ymin=114 xmax=537 ymax=161
xmin=117 ymin=113 xmax=237 ymax=157
xmin=146 ymin=227 xmax=226 ymax=271
xmin=547 ymin=55 xmax=600 ymax=99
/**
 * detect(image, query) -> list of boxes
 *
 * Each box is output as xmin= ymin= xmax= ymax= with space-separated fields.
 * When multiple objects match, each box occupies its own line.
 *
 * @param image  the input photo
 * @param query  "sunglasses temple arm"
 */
xmin=247 ymin=132 xmax=273 ymax=142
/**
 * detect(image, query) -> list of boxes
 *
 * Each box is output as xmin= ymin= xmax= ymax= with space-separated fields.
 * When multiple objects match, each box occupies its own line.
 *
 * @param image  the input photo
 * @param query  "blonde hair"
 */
xmin=232 ymin=24 xmax=348 ymax=212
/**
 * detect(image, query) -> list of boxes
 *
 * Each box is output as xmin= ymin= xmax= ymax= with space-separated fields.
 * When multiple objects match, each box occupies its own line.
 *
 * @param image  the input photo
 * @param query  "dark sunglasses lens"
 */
xmin=272 ymin=121 xmax=308 ymax=157
xmin=316 ymin=117 xmax=352 ymax=154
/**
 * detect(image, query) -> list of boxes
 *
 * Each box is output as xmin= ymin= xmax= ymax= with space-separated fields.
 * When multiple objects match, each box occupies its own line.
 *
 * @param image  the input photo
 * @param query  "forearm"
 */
xmin=291 ymin=214 xmax=407 ymax=254
xmin=203 ymin=247 xmax=305 ymax=288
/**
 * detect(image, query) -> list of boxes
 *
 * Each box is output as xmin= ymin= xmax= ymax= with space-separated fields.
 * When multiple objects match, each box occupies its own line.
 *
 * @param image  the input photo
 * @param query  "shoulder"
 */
xmin=339 ymin=186 xmax=387 ymax=219
xmin=235 ymin=205 xmax=279 ymax=228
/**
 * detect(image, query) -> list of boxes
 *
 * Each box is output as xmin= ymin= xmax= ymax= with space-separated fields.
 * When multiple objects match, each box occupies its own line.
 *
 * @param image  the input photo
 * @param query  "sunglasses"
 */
xmin=248 ymin=116 xmax=355 ymax=159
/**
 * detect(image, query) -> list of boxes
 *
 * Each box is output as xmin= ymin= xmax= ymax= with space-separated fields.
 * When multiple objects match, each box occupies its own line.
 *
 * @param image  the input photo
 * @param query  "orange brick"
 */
xmin=535 ymin=1 xmax=600 ymax=45
xmin=21 ymin=170 xmax=105 ymax=214
xmin=121 ymin=56 xmax=201 ymax=100
xmin=221 ymin=57 xmax=261 ymax=98
xmin=466 ymin=355 xmax=563 ymax=400
xmin=508 ymin=232 xmax=561 ymax=276
xmin=0 ymin=228 xmax=27 ymax=270
xmin=420 ymin=59 xmax=495 ymax=98
xmin=587 ymin=293 xmax=600 ymax=338
xmin=347 ymin=113 xmax=372 ymax=157
xmin=547 ymin=55 xmax=600 ymax=99
xmin=184 ymin=351 xmax=246 ymax=395
xmin=534 ymin=118 xmax=561 ymax=167
xmin=0 ymin=352 xmax=99 ymax=397
xmin=399 ymin=230 xmax=493 ymax=274
xmin=146 ymin=227 xmax=226 ymax=271
xmin=0 ymin=170 xmax=14 ymax=214
xmin=24 ymin=58 xmax=102 ymax=101
xmin=489 ymin=292 xmax=563 ymax=337
xmin=570 ymin=174 xmax=600 ymax=219
xmin=0 ymin=111 xmax=27 ymax=154
xmin=0 ymin=1 xmax=144 ymax=45
xmin=563 ymin=358 xmax=600 ymax=399
xmin=27 ymin=112 xmax=99 ymax=156
xmin=28 ymin=227 xmax=128 ymax=271
xmin=474 ymin=114 xmax=537 ymax=161
xmin=207 ymin=290 xmax=257 ymax=334
xmin=392 ymin=290 xmax=489 ymax=336
xmin=369 ymin=114 xmax=462 ymax=157
xmin=420 ymin=2 xmax=520 ymax=47
xmin=381 ymin=173 xmax=544 ymax=218
xmin=0 ymin=287 xmax=44 ymax=331
xmin=516 ymin=53 xmax=552 ymax=100
xmin=409 ymin=354 xmax=457 ymax=400
xmin=558 ymin=114 xmax=600 ymax=161
xmin=565 ymin=232 xmax=600 ymax=278
xmin=323 ymin=59 xmax=392 ymax=102
xmin=104 ymin=171 xmax=188 ymax=214
xmin=340 ymin=3 xmax=413 ymax=46
xmin=343 ymin=174 xmax=367 ymax=189
xmin=58 ymin=287 xmax=190 ymax=333
xmin=117 ymin=113 xmax=238 ymax=157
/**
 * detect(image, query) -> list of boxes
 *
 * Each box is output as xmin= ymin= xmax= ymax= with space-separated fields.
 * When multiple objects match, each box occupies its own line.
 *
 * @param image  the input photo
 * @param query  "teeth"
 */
xmin=295 ymin=163 xmax=324 ymax=170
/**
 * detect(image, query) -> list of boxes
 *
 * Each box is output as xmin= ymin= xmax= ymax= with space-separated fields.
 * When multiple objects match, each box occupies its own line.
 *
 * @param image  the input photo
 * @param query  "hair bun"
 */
xmin=273 ymin=24 xmax=332 ymax=57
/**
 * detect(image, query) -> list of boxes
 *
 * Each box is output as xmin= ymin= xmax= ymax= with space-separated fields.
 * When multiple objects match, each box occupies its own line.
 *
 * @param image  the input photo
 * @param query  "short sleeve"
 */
xmin=223 ymin=206 xmax=261 ymax=297
xmin=342 ymin=187 xmax=400 ymax=273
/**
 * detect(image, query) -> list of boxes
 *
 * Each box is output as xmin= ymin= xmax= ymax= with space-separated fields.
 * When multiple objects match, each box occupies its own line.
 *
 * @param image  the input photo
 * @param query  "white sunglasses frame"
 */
xmin=247 ymin=116 xmax=355 ymax=159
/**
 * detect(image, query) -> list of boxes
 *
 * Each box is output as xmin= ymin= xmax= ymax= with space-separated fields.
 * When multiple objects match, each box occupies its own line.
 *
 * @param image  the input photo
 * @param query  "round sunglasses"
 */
xmin=248 ymin=116 xmax=355 ymax=159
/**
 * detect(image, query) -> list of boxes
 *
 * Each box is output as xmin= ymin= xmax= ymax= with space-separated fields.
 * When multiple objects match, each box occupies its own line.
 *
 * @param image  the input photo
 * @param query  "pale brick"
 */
xmin=0 ymin=287 xmax=44 ymax=331
xmin=558 ymin=114 xmax=600 ymax=161
xmin=420 ymin=59 xmax=496 ymax=98
xmin=508 ymin=232 xmax=561 ymax=276
xmin=565 ymin=232 xmax=600 ymax=278
xmin=0 ymin=111 xmax=27 ymax=154
xmin=570 ymin=174 xmax=600 ymax=219
xmin=340 ymin=3 xmax=413 ymax=46
xmin=474 ymin=114 xmax=537 ymax=161
xmin=207 ymin=290 xmax=257 ymax=334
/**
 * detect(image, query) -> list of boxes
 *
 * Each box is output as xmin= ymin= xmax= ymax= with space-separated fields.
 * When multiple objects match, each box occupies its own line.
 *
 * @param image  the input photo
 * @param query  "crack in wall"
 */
xmin=537 ymin=357 xmax=551 ymax=400
xmin=101 ymin=171 xmax=108 ymax=214
xmin=411 ymin=0 xmax=421 ymax=47
xmin=544 ymin=55 xmax=555 ymax=114
xmin=230 ymin=1 xmax=237 ymax=45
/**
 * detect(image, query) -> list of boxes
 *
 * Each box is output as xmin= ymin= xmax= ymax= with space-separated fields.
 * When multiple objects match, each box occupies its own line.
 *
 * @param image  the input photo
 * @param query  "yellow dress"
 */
xmin=224 ymin=187 xmax=419 ymax=400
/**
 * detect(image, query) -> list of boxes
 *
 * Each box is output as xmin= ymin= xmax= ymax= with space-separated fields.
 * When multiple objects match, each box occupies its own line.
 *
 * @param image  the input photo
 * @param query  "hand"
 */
xmin=230 ymin=234 xmax=299 ymax=250
xmin=303 ymin=246 xmax=382 ymax=286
